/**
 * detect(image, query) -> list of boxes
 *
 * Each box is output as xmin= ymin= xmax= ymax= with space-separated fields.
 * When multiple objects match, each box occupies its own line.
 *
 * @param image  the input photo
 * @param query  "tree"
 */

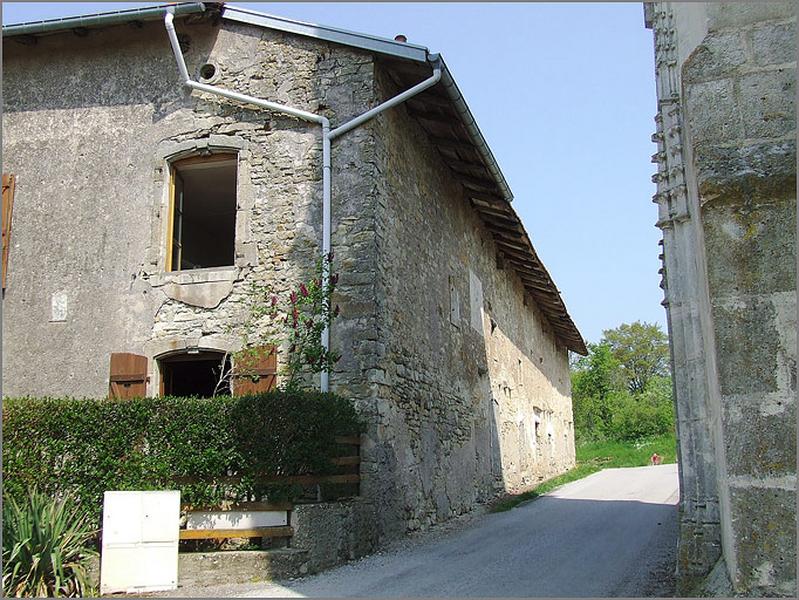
xmin=570 ymin=322 xmax=675 ymax=443
xmin=571 ymin=343 xmax=626 ymax=439
xmin=600 ymin=321 xmax=669 ymax=394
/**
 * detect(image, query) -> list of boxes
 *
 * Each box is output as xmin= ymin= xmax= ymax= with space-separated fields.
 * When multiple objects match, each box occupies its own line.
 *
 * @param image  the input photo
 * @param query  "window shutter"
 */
xmin=109 ymin=353 xmax=148 ymax=399
xmin=232 ymin=345 xmax=277 ymax=396
xmin=2 ymin=174 xmax=16 ymax=291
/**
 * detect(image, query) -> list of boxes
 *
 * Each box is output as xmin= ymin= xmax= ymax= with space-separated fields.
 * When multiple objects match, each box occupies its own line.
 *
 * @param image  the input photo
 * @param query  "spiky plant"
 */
xmin=2 ymin=489 xmax=97 ymax=597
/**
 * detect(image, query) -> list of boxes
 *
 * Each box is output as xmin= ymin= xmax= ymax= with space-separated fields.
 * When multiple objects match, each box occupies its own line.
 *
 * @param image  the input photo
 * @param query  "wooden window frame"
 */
xmin=2 ymin=173 xmax=16 ymax=290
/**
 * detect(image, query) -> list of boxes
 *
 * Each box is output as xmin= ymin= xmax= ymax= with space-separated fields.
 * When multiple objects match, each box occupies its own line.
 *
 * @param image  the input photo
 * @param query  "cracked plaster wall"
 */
xmin=1 ymin=18 xmax=380 ymax=403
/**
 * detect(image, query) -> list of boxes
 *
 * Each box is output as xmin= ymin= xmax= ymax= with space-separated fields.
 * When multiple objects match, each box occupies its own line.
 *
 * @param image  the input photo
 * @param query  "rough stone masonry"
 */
xmin=645 ymin=1 xmax=796 ymax=596
xmin=2 ymin=4 xmax=583 ymax=553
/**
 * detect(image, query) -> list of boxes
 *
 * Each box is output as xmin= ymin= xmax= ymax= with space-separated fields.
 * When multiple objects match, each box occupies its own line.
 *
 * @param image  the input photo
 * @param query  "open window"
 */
xmin=166 ymin=154 xmax=237 ymax=271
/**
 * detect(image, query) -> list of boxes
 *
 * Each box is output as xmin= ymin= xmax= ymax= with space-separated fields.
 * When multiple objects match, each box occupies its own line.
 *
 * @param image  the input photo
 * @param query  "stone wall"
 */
xmin=2 ymin=10 xmax=576 ymax=559
xmin=647 ymin=2 xmax=796 ymax=596
xmin=1 ymin=15 xmax=382 ymax=404
xmin=362 ymin=66 xmax=575 ymax=540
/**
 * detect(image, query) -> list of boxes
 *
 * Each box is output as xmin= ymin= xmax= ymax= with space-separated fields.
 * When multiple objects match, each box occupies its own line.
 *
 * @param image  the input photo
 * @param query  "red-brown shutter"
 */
xmin=232 ymin=345 xmax=277 ymax=396
xmin=2 ymin=174 xmax=16 ymax=291
xmin=109 ymin=353 xmax=148 ymax=399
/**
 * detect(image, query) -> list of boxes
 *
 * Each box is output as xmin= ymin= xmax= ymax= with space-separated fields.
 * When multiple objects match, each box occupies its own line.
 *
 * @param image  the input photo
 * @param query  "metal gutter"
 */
xmin=2 ymin=2 xmax=206 ymax=37
xmin=221 ymin=5 xmax=429 ymax=64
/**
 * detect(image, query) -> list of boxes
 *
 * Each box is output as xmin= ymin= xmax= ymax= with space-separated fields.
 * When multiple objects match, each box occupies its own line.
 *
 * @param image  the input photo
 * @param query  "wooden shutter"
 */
xmin=232 ymin=345 xmax=277 ymax=396
xmin=109 ymin=353 xmax=148 ymax=399
xmin=2 ymin=174 xmax=16 ymax=290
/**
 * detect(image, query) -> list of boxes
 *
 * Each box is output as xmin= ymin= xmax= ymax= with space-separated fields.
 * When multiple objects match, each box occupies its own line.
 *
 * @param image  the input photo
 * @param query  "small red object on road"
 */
xmin=650 ymin=453 xmax=662 ymax=465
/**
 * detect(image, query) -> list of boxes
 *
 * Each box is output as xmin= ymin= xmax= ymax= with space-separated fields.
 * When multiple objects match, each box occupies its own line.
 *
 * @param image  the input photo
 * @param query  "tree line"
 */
xmin=570 ymin=321 xmax=675 ymax=442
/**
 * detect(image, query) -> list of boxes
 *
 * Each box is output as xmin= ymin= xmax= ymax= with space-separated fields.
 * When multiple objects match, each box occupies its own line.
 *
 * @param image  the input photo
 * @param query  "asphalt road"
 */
xmin=177 ymin=464 xmax=679 ymax=597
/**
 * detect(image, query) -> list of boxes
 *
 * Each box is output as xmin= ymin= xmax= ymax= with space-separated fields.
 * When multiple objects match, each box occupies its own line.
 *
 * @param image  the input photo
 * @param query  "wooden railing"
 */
xmin=177 ymin=435 xmax=361 ymax=542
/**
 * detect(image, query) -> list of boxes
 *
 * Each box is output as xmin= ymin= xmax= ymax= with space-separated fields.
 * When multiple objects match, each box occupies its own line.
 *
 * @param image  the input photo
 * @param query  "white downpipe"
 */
xmin=320 ymin=124 xmax=332 ymax=393
xmin=165 ymin=10 xmax=323 ymax=125
xmin=328 ymin=67 xmax=442 ymax=141
xmin=164 ymin=8 xmax=441 ymax=393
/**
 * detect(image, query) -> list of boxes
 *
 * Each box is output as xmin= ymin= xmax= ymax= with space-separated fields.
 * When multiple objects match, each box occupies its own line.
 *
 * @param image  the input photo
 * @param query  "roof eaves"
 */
xmin=2 ymin=2 xmax=206 ymax=37
xmin=434 ymin=55 xmax=513 ymax=203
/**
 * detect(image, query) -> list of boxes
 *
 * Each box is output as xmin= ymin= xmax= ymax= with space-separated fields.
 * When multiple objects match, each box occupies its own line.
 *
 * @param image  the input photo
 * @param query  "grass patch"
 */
xmin=489 ymin=433 xmax=677 ymax=513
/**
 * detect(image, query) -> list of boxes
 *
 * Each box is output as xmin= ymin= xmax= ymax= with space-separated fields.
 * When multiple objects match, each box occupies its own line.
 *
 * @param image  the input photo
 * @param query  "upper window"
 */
xmin=167 ymin=154 xmax=237 ymax=271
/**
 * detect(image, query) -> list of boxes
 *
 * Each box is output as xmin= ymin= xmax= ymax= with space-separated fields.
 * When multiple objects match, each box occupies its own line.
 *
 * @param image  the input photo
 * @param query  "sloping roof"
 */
xmin=2 ymin=2 xmax=587 ymax=354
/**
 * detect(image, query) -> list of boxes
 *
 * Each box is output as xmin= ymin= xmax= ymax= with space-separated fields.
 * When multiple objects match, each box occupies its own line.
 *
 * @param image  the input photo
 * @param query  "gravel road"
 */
xmin=171 ymin=464 xmax=679 ymax=597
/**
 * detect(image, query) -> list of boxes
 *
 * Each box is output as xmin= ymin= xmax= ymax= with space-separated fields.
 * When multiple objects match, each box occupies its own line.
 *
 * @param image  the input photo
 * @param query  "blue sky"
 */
xmin=3 ymin=2 xmax=664 ymax=345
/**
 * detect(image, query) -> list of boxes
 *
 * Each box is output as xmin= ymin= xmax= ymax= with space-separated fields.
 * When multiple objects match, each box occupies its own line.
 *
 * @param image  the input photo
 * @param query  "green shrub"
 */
xmin=607 ymin=393 xmax=674 ymax=442
xmin=2 ymin=489 xmax=97 ymax=597
xmin=2 ymin=392 xmax=363 ymax=529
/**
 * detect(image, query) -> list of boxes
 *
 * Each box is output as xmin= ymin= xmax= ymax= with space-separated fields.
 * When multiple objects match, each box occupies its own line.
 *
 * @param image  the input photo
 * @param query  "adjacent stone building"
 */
xmin=2 ymin=2 xmax=585 ymax=543
xmin=645 ymin=2 xmax=796 ymax=596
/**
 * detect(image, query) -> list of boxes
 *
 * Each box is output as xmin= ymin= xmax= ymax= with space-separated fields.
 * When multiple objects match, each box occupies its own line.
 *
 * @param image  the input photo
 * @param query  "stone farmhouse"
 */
xmin=2 ymin=2 xmax=585 ymax=541
xmin=646 ymin=1 xmax=796 ymax=596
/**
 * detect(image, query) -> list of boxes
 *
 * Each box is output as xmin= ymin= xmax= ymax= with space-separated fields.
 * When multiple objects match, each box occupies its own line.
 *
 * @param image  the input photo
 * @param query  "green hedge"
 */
xmin=2 ymin=392 xmax=363 ymax=528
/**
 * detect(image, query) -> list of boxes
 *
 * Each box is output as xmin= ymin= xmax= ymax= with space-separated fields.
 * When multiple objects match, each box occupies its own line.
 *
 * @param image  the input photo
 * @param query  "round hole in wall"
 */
xmin=199 ymin=63 xmax=217 ymax=80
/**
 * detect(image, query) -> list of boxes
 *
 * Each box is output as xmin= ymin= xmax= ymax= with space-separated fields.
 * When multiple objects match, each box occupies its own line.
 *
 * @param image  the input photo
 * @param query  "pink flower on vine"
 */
xmin=333 ymin=304 xmax=340 ymax=317
xmin=290 ymin=291 xmax=298 ymax=304
xmin=300 ymin=283 xmax=309 ymax=298
xmin=271 ymin=295 xmax=278 ymax=307
xmin=331 ymin=273 xmax=339 ymax=286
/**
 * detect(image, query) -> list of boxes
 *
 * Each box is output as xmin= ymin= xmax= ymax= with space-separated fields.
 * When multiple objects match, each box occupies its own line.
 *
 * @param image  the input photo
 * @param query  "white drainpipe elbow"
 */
xmin=164 ymin=8 xmax=191 ymax=85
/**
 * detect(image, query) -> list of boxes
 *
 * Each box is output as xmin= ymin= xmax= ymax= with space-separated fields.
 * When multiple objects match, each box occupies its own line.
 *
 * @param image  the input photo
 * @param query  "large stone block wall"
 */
xmin=362 ymin=67 xmax=575 ymax=539
xmin=648 ymin=2 xmax=796 ymax=595
xmin=2 ymin=17 xmax=382 ymax=405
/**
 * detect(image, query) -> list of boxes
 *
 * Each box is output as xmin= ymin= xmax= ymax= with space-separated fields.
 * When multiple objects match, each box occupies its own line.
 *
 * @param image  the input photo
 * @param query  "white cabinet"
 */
xmin=100 ymin=490 xmax=180 ymax=594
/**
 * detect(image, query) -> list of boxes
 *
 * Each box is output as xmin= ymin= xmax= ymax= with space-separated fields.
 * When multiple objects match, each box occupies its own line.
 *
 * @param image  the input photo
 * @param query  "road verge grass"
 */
xmin=489 ymin=433 xmax=677 ymax=513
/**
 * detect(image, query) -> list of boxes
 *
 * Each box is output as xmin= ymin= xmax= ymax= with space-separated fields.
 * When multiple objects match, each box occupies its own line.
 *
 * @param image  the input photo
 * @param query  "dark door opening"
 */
xmin=160 ymin=351 xmax=231 ymax=397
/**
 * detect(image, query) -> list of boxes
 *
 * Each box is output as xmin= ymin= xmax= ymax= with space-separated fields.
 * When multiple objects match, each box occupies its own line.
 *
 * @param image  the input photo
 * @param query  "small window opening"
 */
xmin=167 ymin=154 xmax=237 ymax=271
xmin=160 ymin=351 xmax=231 ymax=397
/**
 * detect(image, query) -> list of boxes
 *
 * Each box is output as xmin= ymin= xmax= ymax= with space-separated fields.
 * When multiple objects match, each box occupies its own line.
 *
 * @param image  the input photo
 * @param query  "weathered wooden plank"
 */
xmin=334 ymin=435 xmax=361 ymax=445
xmin=479 ymin=212 xmax=524 ymax=231
xmin=468 ymin=191 xmax=508 ymax=205
xmin=259 ymin=473 xmax=360 ymax=485
xmin=488 ymin=228 xmax=525 ymax=241
xmin=459 ymin=173 xmax=501 ymax=192
xmin=492 ymin=235 xmax=529 ymax=251
xmin=331 ymin=456 xmax=361 ymax=466
xmin=470 ymin=201 xmax=514 ymax=220
xmin=179 ymin=525 xmax=293 ymax=541
xmin=181 ymin=501 xmax=293 ymax=512
xmin=173 ymin=473 xmax=360 ymax=485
